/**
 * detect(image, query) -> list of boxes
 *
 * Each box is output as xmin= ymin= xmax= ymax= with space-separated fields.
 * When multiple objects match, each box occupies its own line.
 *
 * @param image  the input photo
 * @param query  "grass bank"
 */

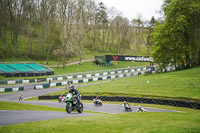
xmin=53 ymin=61 xmax=149 ymax=75
xmin=0 ymin=105 xmax=199 ymax=133
xmin=0 ymin=101 xmax=103 ymax=114
xmin=47 ymin=67 xmax=200 ymax=102
xmin=0 ymin=101 xmax=64 ymax=112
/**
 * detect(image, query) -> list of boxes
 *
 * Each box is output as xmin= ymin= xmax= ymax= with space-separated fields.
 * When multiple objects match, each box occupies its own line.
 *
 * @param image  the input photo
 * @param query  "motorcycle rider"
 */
xmin=96 ymin=96 xmax=100 ymax=100
xmin=68 ymin=85 xmax=80 ymax=103
xmin=123 ymin=101 xmax=132 ymax=111
xmin=67 ymin=82 xmax=72 ymax=89
xmin=136 ymin=105 xmax=146 ymax=112
xmin=61 ymin=93 xmax=65 ymax=97
xmin=123 ymin=101 xmax=129 ymax=108
xmin=94 ymin=96 xmax=101 ymax=104
xmin=60 ymin=93 xmax=66 ymax=102
xmin=19 ymin=92 xmax=24 ymax=101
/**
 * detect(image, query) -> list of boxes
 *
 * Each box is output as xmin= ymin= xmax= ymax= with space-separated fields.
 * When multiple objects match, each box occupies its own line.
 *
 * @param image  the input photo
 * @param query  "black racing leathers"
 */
xmin=69 ymin=88 xmax=79 ymax=96
xmin=68 ymin=88 xmax=80 ymax=104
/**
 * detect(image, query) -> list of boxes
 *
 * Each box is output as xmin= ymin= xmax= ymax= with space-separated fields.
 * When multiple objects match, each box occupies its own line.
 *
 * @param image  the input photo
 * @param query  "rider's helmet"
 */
xmin=96 ymin=96 xmax=99 ymax=100
xmin=124 ymin=101 xmax=126 ymax=103
xmin=70 ymin=85 xmax=75 ymax=89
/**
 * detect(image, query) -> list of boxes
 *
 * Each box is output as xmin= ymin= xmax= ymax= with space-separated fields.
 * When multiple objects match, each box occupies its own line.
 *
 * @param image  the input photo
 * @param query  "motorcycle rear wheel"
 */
xmin=99 ymin=102 xmax=102 ymax=106
xmin=77 ymin=103 xmax=83 ymax=113
xmin=125 ymin=108 xmax=132 ymax=111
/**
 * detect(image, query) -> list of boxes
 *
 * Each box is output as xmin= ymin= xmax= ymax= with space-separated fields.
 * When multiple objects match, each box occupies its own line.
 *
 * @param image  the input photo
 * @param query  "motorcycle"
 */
xmin=58 ymin=94 xmax=66 ymax=103
xmin=19 ymin=93 xmax=24 ymax=101
xmin=136 ymin=106 xmax=147 ymax=113
xmin=93 ymin=99 xmax=102 ymax=106
xmin=123 ymin=103 xmax=132 ymax=111
xmin=65 ymin=93 xmax=83 ymax=113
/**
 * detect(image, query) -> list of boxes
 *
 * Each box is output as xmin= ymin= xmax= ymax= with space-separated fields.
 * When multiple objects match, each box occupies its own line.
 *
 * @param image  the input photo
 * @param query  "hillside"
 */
xmin=50 ymin=66 xmax=200 ymax=102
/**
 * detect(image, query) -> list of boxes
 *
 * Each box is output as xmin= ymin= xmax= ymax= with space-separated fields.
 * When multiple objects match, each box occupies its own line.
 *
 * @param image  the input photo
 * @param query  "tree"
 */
xmin=151 ymin=0 xmax=200 ymax=69
xmin=0 ymin=0 xmax=142 ymax=61
xmin=23 ymin=0 xmax=37 ymax=57
xmin=73 ymin=0 xmax=90 ymax=65
xmin=0 ymin=0 xmax=8 ymax=57
xmin=7 ymin=0 xmax=28 ymax=56
xmin=113 ymin=16 xmax=130 ymax=54
xmin=131 ymin=13 xmax=144 ymax=52
xmin=57 ymin=0 xmax=77 ymax=69
xmin=39 ymin=0 xmax=52 ymax=57
xmin=106 ymin=7 xmax=121 ymax=52
xmin=144 ymin=16 xmax=156 ymax=54
xmin=149 ymin=16 xmax=156 ymax=27
xmin=96 ymin=2 xmax=108 ymax=52
xmin=45 ymin=1 xmax=61 ymax=65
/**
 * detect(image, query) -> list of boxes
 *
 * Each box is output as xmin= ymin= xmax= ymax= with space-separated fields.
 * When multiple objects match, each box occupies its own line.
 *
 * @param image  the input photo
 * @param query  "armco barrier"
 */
xmin=34 ymin=71 xmax=149 ymax=89
xmin=38 ymin=95 xmax=200 ymax=110
xmin=0 ymin=87 xmax=24 ymax=92
xmin=0 ymin=65 xmax=175 ymax=85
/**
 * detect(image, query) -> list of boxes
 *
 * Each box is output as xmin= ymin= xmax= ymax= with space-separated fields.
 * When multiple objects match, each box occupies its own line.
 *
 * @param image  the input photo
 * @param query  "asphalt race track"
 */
xmin=0 ymin=110 xmax=103 ymax=126
xmin=13 ymin=101 xmax=179 ymax=114
xmin=0 ymin=84 xmax=180 ymax=126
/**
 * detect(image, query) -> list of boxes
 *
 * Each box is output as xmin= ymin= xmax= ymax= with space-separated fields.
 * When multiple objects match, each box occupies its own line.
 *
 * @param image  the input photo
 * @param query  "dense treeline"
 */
xmin=1 ymin=0 xmax=199 ymax=70
xmin=0 ymin=0 xmax=153 ymax=68
xmin=151 ymin=0 xmax=200 ymax=69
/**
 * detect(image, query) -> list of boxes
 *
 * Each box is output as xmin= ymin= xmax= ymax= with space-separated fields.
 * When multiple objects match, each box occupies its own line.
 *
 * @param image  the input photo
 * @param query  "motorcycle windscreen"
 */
xmin=66 ymin=93 xmax=72 ymax=99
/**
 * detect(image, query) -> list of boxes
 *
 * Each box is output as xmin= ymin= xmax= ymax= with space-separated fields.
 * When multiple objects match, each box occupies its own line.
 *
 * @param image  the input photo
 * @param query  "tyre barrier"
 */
xmin=38 ymin=95 xmax=200 ymax=110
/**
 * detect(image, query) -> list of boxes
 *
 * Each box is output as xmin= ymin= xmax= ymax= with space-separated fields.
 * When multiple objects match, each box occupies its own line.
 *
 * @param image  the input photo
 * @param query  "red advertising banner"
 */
xmin=106 ymin=55 xmax=153 ymax=62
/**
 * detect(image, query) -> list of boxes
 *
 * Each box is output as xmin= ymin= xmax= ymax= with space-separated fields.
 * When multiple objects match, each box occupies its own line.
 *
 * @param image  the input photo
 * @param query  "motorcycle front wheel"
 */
xmin=66 ymin=103 xmax=73 ymax=113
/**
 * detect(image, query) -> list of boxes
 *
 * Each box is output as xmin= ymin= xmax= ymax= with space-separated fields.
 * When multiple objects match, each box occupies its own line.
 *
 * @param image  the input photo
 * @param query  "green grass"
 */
xmin=0 ymin=91 xmax=16 ymax=94
xmin=0 ymin=101 xmax=104 ymax=114
xmin=53 ymin=61 xmax=149 ymax=75
xmin=48 ymin=67 xmax=200 ymax=102
xmin=0 ymin=101 xmax=64 ymax=112
xmin=0 ymin=101 xmax=200 ymax=132
xmin=79 ymin=67 xmax=200 ymax=101
xmin=0 ymin=105 xmax=199 ymax=133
